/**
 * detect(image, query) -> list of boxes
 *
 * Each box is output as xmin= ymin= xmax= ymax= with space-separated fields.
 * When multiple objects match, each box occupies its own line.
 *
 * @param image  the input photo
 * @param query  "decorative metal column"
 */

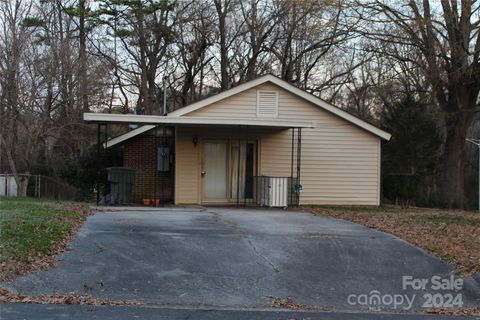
xmin=96 ymin=123 xmax=108 ymax=206
xmin=295 ymin=128 xmax=302 ymax=206
xmin=290 ymin=128 xmax=295 ymax=206
xmin=96 ymin=123 xmax=101 ymax=206
xmin=236 ymin=125 xmax=241 ymax=208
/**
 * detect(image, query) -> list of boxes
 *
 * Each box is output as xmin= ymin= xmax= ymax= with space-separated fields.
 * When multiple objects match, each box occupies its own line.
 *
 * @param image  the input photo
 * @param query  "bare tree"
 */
xmin=0 ymin=0 xmax=110 ymax=195
xmin=238 ymin=0 xmax=279 ymax=81
xmin=213 ymin=0 xmax=231 ymax=90
xmin=0 ymin=0 xmax=51 ymax=195
xmin=176 ymin=1 xmax=215 ymax=105
xmin=271 ymin=0 xmax=352 ymax=88
xmin=96 ymin=0 xmax=182 ymax=114
xmin=78 ymin=0 xmax=89 ymax=112
xmin=354 ymin=0 xmax=480 ymax=208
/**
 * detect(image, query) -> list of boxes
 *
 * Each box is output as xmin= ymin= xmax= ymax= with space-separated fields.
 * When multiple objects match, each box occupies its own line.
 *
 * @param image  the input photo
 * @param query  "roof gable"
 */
xmin=169 ymin=74 xmax=390 ymax=140
xmin=100 ymin=74 xmax=390 ymax=148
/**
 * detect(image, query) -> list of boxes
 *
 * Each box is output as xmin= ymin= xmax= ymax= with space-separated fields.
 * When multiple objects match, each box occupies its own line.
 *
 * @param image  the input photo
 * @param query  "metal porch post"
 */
xmin=96 ymin=123 xmax=101 ymax=206
xmin=237 ymin=125 xmax=241 ymax=208
xmin=104 ymin=124 xmax=108 ymax=173
xmin=290 ymin=128 xmax=295 ymax=206
xmin=103 ymin=124 xmax=108 ymax=204
xmin=162 ymin=125 xmax=167 ymax=207
xmin=173 ymin=126 xmax=177 ymax=204
xmin=296 ymin=128 xmax=302 ymax=206
xmin=154 ymin=125 xmax=158 ymax=207
xmin=244 ymin=125 xmax=248 ymax=208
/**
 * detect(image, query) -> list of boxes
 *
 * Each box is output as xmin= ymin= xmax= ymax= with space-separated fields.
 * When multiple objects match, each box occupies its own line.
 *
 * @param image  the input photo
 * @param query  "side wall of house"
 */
xmin=182 ymin=83 xmax=381 ymax=205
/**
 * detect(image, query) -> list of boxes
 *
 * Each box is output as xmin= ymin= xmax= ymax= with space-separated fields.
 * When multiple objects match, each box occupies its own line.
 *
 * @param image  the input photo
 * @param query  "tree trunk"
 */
xmin=439 ymin=112 xmax=472 ymax=208
xmin=147 ymin=66 xmax=157 ymax=115
xmin=181 ymin=69 xmax=193 ymax=106
xmin=215 ymin=0 xmax=229 ymax=90
xmin=137 ymin=9 xmax=148 ymax=115
xmin=281 ymin=4 xmax=296 ymax=83
xmin=79 ymin=0 xmax=88 ymax=112
xmin=219 ymin=29 xmax=228 ymax=90
xmin=18 ymin=175 xmax=29 ymax=197
xmin=245 ymin=0 xmax=257 ymax=81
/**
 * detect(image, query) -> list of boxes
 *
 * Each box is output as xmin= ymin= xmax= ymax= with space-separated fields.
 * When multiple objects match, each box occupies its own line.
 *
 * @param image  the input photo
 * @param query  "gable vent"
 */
xmin=257 ymin=90 xmax=278 ymax=118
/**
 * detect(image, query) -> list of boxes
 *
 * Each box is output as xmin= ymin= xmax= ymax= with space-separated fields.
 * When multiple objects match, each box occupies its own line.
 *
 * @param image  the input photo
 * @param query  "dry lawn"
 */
xmin=303 ymin=206 xmax=480 ymax=276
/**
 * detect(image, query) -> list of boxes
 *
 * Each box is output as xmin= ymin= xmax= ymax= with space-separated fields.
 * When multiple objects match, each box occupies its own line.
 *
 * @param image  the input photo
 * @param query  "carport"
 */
xmin=83 ymin=113 xmax=314 ymax=207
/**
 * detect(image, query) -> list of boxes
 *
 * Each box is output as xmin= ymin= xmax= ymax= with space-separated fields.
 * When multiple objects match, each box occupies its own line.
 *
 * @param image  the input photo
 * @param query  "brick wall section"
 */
xmin=124 ymin=133 xmax=174 ymax=204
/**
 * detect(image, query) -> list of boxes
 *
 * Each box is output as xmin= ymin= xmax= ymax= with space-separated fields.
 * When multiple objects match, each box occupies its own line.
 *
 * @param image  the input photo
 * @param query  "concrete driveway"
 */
xmin=2 ymin=208 xmax=479 ymax=316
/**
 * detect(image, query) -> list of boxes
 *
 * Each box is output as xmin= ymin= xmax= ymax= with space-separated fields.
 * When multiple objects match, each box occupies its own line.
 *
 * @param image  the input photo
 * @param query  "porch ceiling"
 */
xmin=83 ymin=113 xmax=316 ymax=129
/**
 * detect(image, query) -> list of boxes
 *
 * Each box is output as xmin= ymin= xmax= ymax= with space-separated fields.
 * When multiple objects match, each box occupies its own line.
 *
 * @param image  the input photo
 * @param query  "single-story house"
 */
xmin=84 ymin=74 xmax=391 ymax=207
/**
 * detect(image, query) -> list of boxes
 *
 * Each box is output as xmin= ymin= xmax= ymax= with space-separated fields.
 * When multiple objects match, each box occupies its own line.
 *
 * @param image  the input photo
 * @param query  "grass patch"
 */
xmin=303 ymin=205 xmax=480 ymax=275
xmin=0 ymin=196 xmax=90 ymax=280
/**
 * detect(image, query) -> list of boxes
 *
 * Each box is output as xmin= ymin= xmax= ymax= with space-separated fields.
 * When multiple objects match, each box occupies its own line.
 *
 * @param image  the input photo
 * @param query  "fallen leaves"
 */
xmin=425 ymin=307 xmax=480 ymax=316
xmin=0 ymin=256 xmax=56 ymax=282
xmin=268 ymin=296 xmax=330 ymax=312
xmin=303 ymin=206 xmax=480 ymax=275
xmin=0 ymin=288 xmax=142 ymax=306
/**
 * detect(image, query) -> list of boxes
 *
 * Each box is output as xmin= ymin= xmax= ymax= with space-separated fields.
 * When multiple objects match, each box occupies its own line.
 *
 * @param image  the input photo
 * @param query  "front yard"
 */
xmin=1 ymin=198 xmax=478 ymax=280
xmin=304 ymin=206 xmax=480 ymax=275
xmin=0 ymin=197 xmax=90 ymax=281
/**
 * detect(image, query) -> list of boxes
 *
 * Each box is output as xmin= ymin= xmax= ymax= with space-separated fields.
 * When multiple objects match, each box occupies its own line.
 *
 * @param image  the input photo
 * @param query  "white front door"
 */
xmin=203 ymin=142 xmax=228 ymax=201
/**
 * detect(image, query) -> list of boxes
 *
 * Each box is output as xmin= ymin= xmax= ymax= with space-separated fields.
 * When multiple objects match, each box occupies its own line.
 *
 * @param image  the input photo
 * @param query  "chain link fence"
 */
xmin=0 ymin=173 xmax=77 ymax=200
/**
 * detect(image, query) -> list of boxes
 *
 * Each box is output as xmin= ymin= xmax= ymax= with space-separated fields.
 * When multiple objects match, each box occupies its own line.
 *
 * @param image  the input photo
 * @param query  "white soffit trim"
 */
xmin=104 ymin=125 xmax=155 ymax=148
xmin=84 ymin=113 xmax=315 ymax=128
xmin=85 ymin=113 xmax=315 ymax=149
xmin=168 ymin=74 xmax=391 ymax=140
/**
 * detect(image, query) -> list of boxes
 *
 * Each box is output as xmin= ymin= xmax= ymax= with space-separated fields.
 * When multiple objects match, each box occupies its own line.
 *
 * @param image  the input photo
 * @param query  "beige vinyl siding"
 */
xmin=175 ymin=127 xmax=200 ymax=204
xmin=179 ymin=83 xmax=381 ymax=206
xmin=187 ymin=89 xmax=257 ymax=117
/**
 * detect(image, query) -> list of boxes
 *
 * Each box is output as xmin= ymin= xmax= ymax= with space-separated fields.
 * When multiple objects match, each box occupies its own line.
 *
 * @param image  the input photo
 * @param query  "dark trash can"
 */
xmin=106 ymin=167 xmax=135 ymax=204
